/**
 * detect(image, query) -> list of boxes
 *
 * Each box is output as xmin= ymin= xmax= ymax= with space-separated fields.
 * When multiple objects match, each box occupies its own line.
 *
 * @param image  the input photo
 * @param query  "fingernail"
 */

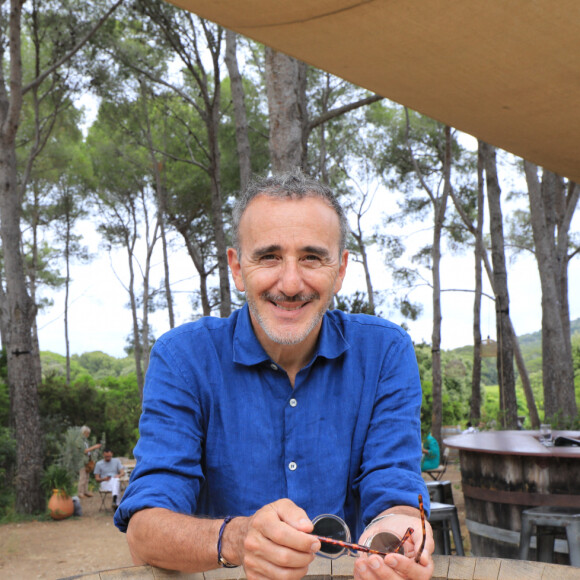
xmin=387 ymin=557 xmax=397 ymax=568
xmin=358 ymin=563 xmax=367 ymax=573
xmin=298 ymin=518 xmax=311 ymax=527
xmin=369 ymin=558 xmax=380 ymax=569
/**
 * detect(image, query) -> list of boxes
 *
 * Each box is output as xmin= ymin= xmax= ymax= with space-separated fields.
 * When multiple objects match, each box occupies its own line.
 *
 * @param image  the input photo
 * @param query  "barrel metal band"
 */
xmin=462 ymin=484 xmax=580 ymax=508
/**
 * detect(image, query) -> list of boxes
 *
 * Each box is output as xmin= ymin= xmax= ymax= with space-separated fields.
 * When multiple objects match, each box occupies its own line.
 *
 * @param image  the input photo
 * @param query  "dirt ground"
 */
xmin=0 ymin=462 xmax=466 ymax=580
xmin=0 ymin=491 xmax=133 ymax=580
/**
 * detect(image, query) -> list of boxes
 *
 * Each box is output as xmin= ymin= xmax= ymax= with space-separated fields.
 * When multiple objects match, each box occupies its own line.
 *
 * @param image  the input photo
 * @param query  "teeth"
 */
xmin=275 ymin=303 xmax=303 ymax=311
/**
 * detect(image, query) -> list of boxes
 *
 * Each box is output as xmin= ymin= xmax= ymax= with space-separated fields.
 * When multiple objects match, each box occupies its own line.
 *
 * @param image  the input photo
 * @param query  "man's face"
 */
xmin=103 ymin=452 xmax=113 ymax=462
xmin=228 ymin=195 xmax=348 ymax=350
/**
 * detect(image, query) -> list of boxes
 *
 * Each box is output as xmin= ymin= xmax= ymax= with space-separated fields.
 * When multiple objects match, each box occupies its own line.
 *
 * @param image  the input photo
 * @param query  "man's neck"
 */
xmin=262 ymin=334 xmax=319 ymax=388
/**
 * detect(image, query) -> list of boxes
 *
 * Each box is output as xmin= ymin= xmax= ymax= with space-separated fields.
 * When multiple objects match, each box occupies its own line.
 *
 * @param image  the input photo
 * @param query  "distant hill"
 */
xmin=452 ymin=317 xmax=580 ymax=356
xmin=517 ymin=317 xmax=580 ymax=347
xmin=448 ymin=317 xmax=579 ymax=386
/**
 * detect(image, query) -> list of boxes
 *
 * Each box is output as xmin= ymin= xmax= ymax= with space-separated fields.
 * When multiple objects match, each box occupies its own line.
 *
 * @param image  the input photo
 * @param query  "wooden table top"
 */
xmin=61 ymin=555 xmax=580 ymax=579
xmin=444 ymin=430 xmax=580 ymax=457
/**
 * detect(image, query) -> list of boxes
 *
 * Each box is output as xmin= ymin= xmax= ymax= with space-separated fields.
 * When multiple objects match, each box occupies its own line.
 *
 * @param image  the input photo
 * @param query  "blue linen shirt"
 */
xmin=115 ymin=304 xmax=428 ymax=538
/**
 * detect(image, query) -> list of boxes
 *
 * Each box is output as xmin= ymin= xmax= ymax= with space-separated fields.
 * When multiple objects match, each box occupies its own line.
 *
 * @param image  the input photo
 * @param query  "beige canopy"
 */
xmin=166 ymin=1 xmax=580 ymax=183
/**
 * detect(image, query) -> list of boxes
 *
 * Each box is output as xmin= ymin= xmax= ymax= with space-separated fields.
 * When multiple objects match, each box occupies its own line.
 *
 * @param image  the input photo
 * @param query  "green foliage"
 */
xmin=334 ymin=291 xmax=377 ymax=315
xmin=41 ymin=464 xmax=75 ymax=498
xmin=72 ymin=351 xmax=135 ymax=379
xmin=58 ymin=427 xmax=91 ymax=476
xmin=0 ymin=428 xmax=16 ymax=513
xmin=0 ymin=379 xmax=9 ymax=428
xmin=37 ymin=365 xmax=140 ymax=459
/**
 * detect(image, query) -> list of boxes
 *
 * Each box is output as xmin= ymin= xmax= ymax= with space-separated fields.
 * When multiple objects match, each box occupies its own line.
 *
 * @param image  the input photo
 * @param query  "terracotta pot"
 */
xmin=47 ymin=489 xmax=74 ymax=520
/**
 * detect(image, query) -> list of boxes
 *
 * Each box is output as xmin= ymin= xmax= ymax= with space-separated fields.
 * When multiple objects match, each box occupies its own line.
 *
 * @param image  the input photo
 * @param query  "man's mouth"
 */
xmin=262 ymin=292 xmax=319 ymax=311
xmin=273 ymin=303 xmax=306 ymax=311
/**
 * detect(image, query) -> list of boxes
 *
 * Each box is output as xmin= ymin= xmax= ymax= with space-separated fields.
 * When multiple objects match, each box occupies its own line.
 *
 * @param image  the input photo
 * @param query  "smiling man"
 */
xmin=115 ymin=170 xmax=433 ymax=580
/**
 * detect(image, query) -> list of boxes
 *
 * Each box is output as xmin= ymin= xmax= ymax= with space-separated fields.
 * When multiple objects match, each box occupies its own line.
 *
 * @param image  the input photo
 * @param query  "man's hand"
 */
xmin=354 ymin=513 xmax=434 ymax=580
xmin=225 ymin=498 xmax=319 ymax=580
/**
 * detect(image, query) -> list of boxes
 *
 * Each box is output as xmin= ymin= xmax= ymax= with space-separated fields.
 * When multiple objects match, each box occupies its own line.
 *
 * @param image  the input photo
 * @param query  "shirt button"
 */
xmin=288 ymin=462 xmax=297 ymax=471
xmin=289 ymin=398 xmax=297 ymax=407
xmin=270 ymin=363 xmax=278 ymax=370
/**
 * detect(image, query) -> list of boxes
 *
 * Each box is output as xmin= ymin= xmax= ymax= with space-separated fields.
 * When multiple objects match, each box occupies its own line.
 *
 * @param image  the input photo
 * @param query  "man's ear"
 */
xmin=227 ymin=248 xmax=245 ymax=292
xmin=333 ymin=250 xmax=349 ymax=294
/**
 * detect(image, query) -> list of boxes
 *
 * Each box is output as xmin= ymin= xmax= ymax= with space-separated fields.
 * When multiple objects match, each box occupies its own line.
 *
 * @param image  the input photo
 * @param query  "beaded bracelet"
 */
xmin=217 ymin=515 xmax=239 ymax=568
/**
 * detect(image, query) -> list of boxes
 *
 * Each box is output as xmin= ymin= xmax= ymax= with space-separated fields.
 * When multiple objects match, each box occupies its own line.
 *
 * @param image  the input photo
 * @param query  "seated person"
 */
xmin=94 ymin=448 xmax=125 ymax=509
xmin=421 ymin=432 xmax=440 ymax=471
xmin=462 ymin=421 xmax=478 ymax=434
xmin=115 ymin=171 xmax=434 ymax=580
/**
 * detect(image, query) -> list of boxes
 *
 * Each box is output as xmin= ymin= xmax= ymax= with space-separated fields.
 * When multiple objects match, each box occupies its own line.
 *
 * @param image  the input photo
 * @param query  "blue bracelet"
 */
xmin=217 ymin=515 xmax=239 ymax=568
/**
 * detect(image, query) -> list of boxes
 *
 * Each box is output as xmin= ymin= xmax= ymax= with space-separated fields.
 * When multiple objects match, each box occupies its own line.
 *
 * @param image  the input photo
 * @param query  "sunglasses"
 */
xmin=312 ymin=494 xmax=426 ymax=563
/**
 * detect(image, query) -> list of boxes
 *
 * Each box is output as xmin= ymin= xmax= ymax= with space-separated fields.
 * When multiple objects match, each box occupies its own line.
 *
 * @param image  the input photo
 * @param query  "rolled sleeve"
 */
xmin=356 ymin=331 xmax=429 ymax=523
xmin=115 ymin=337 xmax=206 ymax=532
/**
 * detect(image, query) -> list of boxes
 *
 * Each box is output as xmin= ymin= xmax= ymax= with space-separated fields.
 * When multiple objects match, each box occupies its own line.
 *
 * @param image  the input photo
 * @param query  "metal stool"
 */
xmin=426 ymin=481 xmax=454 ymax=505
xmin=428 ymin=502 xmax=465 ymax=556
xmin=518 ymin=506 xmax=580 ymax=567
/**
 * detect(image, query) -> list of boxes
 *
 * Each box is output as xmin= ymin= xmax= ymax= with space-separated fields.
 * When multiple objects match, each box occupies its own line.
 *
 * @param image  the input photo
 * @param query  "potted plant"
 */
xmin=42 ymin=464 xmax=75 ymax=520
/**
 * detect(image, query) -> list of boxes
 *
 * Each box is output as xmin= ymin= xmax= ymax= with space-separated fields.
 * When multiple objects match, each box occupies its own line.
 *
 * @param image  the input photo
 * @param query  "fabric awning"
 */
xmin=165 ymin=1 xmax=580 ymax=183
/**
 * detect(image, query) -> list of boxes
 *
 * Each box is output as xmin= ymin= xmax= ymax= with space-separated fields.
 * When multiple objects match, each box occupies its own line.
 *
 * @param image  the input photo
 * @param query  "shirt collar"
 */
xmin=232 ymin=304 xmax=350 ymax=367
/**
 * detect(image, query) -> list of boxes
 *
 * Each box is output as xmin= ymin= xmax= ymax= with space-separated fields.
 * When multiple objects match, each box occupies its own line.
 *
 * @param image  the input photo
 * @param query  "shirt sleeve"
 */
xmin=114 ymin=337 xmax=206 ymax=532
xmin=355 ymin=330 xmax=429 ymax=524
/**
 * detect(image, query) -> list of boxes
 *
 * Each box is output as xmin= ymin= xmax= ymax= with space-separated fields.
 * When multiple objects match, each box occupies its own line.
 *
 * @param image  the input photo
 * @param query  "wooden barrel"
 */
xmin=59 ymin=555 xmax=580 ymax=579
xmin=445 ymin=430 xmax=580 ymax=565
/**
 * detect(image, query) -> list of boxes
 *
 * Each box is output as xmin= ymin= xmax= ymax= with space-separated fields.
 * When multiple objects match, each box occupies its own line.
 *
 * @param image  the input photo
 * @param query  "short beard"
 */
xmin=247 ymin=290 xmax=332 ymax=345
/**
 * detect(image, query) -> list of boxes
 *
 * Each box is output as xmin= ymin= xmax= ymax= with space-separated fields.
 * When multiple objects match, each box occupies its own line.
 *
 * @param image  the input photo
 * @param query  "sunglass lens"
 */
xmin=368 ymin=531 xmax=403 ymax=553
xmin=313 ymin=517 xmax=348 ymax=555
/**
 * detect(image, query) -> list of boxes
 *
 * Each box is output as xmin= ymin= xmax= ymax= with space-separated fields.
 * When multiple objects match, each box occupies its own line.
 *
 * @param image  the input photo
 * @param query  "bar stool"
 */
xmin=426 ymin=480 xmax=454 ymax=505
xmin=428 ymin=501 xmax=465 ymax=556
xmin=518 ymin=506 xmax=580 ymax=567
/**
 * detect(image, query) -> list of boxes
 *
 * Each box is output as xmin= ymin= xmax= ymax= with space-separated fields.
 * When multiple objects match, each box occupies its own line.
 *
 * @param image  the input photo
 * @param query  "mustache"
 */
xmin=261 ymin=291 xmax=319 ymax=302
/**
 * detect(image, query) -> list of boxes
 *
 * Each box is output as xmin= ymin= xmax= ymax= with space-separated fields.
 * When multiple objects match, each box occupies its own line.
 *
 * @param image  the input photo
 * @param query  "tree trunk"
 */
xmin=351 ymin=228 xmax=375 ymax=313
xmin=451 ymin=142 xmax=538 ymax=427
xmin=207 ymin=88 xmax=232 ymax=318
xmin=482 ymin=143 xmax=517 ymax=429
xmin=124 ymin=223 xmax=145 ymax=397
xmin=470 ymin=142 xmax=485 ymax=423
xmin=429 ymin=126 xmax=451 ymax=446
xmin=0 ymin=0 xmax=45 ymax=515
xmin=265 ymin=48 xmax=308 ymax=172
xmin=225 ymin=29 xmax=252 ymax=190
xmin=140 ymin=85 xmax=175 ymax=329
xmin=524 ymin=163 xmax=577 ymax=423
xmin=28 ymin=186 xmax=43 ymax=387
xmin=160 ymin=219 xmax=175 ymax=329
xmin=0 ymin=140 xmax=45 ymax=513
xmin=64 ymin=210 xmax=71 ymax=386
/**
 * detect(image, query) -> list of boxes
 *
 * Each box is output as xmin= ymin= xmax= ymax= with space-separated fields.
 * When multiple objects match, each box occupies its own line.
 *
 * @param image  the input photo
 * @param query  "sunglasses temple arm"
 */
xmin=387 ymin=527 xmax=414 ymax=555
xmin=414 ymin=493 xmax=426 ymax=563
xmin=315 ymin=536 xmax=391 ymax=558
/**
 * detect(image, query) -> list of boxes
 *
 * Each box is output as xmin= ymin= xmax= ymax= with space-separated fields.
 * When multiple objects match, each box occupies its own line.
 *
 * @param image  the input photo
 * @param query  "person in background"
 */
xmin=116 ymin=170 xmax=434 ymax=580
xmin=462 ymin=421 xmax=478 ymax=434
xmin=94 ymin=448 xmax=125 ymax=509
xmin=78 ymin=425 xmax=101 ymax=498
xmin=421 ymin=432 xmax=440 ymax=471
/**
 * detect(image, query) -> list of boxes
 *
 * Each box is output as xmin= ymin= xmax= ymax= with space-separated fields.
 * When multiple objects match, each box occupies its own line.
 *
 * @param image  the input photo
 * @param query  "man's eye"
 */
xmin=303 ymin=255 xmax=322 ymax=265
xmin=260 ymin=254 xmax=278 ymax=261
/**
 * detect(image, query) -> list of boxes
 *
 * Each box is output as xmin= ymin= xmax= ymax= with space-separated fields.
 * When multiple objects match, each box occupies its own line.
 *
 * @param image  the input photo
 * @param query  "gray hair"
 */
xmin=232 ymin=170 xmax=348 ymax=255
xmin=80 ymin=425 xmax=91 ymax=436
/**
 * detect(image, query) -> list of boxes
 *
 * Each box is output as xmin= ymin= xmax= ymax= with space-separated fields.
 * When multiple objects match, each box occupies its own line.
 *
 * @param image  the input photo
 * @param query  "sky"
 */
xmin=35 ymin=175 xmax=580 ymax=359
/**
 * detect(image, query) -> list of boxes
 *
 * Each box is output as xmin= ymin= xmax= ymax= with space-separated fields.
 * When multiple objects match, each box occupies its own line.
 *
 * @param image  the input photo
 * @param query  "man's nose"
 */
xmin=277 ymin=259 xmax=305 ymax=296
